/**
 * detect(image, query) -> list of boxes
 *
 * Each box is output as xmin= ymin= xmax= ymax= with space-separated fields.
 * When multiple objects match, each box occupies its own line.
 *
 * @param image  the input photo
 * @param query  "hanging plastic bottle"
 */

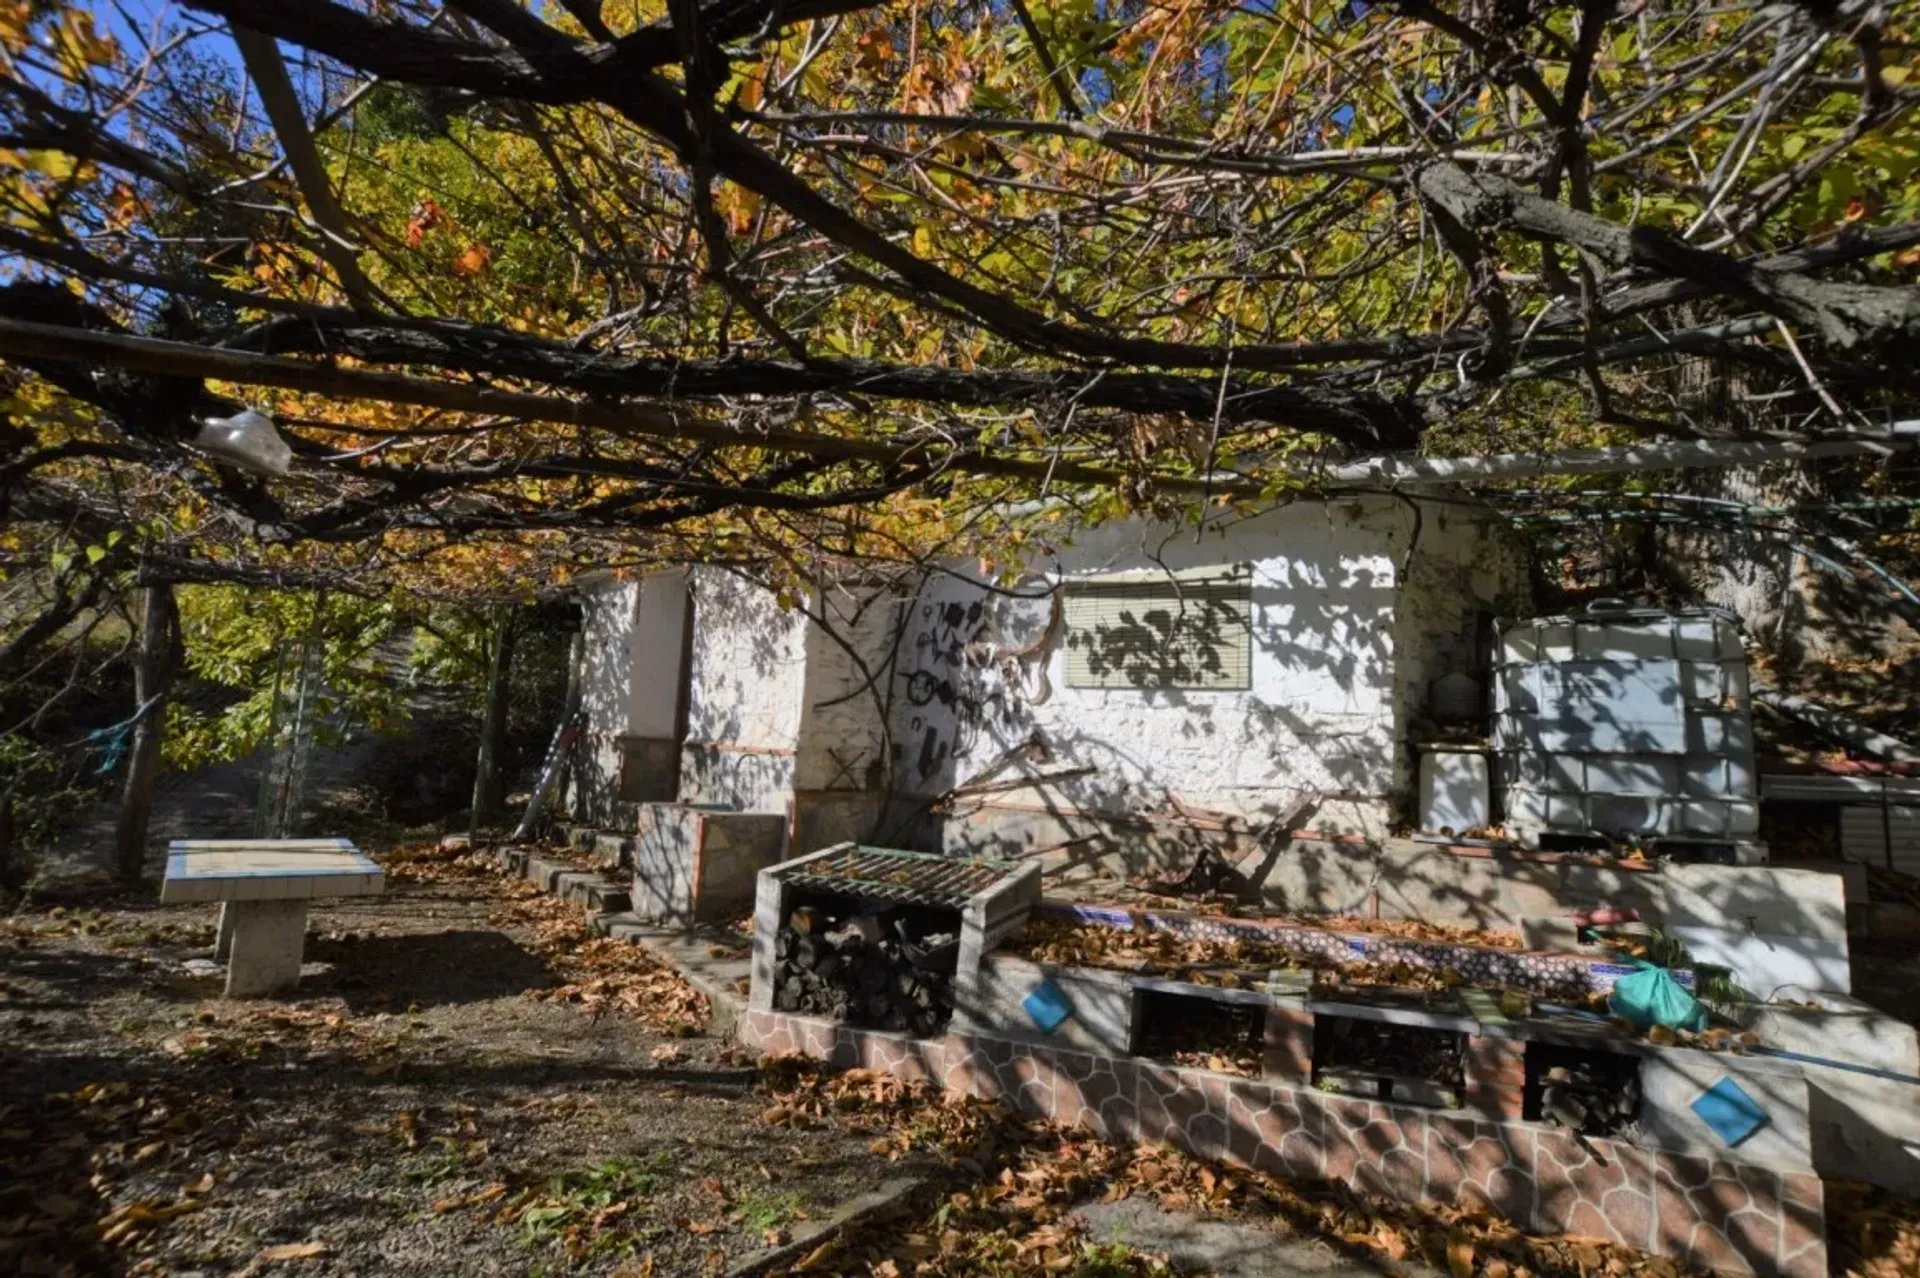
xmin=192 ymin=408 xmax=293 ymax=477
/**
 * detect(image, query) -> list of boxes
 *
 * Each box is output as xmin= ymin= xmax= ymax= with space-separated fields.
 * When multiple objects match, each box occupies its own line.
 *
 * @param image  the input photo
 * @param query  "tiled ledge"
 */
xmin=738 ymin=1010 xmax=1824 ymax=1278
xmin=1038 ymin=899 xmax=1692 ymax=998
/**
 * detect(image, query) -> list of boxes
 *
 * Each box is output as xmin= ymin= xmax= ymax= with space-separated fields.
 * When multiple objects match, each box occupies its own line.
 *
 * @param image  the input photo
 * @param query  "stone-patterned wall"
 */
xmin=739 ymin=1011 xmax=1824 ymax=1278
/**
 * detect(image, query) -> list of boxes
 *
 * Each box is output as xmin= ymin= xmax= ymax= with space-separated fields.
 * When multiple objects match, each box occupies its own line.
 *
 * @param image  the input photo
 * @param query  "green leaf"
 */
xmin=1781 ymin=134 xmax=1807 ymax=161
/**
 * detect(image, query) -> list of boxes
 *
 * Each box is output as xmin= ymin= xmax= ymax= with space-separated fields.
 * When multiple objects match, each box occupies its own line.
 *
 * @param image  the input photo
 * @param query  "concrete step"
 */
xmin=555 ymin=824 xmax=634 ymax=867
xmin=1738 ymin=995 xmax=1920 ymax=1193
xmin=591 ymin=911 xmax=752 ymax=1034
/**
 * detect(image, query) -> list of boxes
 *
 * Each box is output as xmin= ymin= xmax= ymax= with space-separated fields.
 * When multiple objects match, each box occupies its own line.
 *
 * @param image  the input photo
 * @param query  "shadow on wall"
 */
xmin=890 ymin=558 xmax=1401 ymax=824
xmin=684 ymin=570 xmax=805 ymax=748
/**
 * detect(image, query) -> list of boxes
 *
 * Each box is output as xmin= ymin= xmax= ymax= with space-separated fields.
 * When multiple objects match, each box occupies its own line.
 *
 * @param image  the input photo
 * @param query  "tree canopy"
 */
xmin=1 ymin=0 xmax=1917 ymax=622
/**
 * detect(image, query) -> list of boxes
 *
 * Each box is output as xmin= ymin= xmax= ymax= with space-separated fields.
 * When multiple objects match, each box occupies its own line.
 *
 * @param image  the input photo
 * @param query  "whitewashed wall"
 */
xmin=679 ymin=567 xmax=807 ymax=812
xmin=569 ymin=580 xmax=640 ymax=821
xmin=628 ymin=570 xmax=687 ymax=736
xmin=887 ymin=498 xmax=1521 ymax=836
xmin=794 ymin=583 xmax=899 ymax=791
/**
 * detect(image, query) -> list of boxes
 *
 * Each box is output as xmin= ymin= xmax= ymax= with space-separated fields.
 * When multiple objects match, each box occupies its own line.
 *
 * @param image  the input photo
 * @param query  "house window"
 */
xmin=1063 ymin=569 xmax=1253 ymax=691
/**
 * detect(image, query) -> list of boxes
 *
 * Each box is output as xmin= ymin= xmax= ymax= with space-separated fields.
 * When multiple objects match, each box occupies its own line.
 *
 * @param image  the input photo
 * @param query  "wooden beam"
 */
xmin=0 ymin=317 xmax=1262 ymax=499
xmin=230 ymin=25 xmax=380 ymax=312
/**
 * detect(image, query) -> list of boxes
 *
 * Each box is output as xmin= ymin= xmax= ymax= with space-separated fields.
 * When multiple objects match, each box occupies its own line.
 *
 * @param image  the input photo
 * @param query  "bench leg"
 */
xmin=215 ymin=901 xmax=235 ymax=961
xmin=223 ymin=899 xmax=308 ymax=997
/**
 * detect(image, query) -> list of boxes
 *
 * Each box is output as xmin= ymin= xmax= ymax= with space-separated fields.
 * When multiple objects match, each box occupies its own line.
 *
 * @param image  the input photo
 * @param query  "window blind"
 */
xmin=1063 ymin=573 xmax=1253 ymax=691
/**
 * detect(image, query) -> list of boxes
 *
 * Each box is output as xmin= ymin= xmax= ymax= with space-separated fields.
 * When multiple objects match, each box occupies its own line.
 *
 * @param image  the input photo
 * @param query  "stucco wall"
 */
xmin=569 ymin=581 xmax=640 ymax=824
xmin=679 ymin=567 xmax=807 ymax=813
xmin=629 ymin=570 xmax=687 ymax=736
xmin=889 ymin=498 xmax=1519 ymax=845
xmin=794 ymin=583 xmax=899 ymax=792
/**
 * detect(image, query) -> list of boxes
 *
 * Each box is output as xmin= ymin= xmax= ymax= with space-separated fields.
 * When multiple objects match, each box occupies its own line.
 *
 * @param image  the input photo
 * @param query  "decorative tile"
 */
xmin=1009 ymin=1047 xmax=1061 ymax=1122
xmin=1426 ymin=1116 xmax=1533 ymax=1222
xmin=1225 ymin=1080 xmax=1324 ymax=1181
xmin=1652 ymin=1152 xmax=1793 ymax=1278
xmin=743 ymin=986 xmax=1820 ymax=1278
xmin=1776 ymin=1171 xmax=1826 ymax=1278
xmin=1534 ymin=1128 xmax=1656 ymax=1251
xmin=1135 ymin=1065 xmax=1233 ymax=1163
xmin=1322 ymin=1098 xmax=1427 ymax=1203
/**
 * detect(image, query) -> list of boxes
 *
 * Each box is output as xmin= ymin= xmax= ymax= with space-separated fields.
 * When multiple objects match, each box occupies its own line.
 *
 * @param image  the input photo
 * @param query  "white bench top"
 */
xmin=161 ymin=838 xmax=385 ymax=904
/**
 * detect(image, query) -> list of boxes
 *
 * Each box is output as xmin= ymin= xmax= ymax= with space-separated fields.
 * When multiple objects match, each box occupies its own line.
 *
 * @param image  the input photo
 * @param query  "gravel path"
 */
xmin=0 ymin=852 xmax=902 ymax=1277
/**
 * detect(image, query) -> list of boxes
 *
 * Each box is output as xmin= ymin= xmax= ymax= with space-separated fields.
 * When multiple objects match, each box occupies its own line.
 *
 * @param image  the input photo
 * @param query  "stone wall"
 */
xmin=740 ymin=1011 xmax=1825 ymax=1278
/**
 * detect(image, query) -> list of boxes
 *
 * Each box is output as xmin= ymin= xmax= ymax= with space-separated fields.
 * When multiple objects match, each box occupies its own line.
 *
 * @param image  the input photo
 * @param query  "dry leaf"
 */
xmin=259 ymin=1240 xmax=330 ymax=1261
xmin=451 ymin=243 xmax=491 ymax=276
xmin=792 ymin=1240 xmax=837 ymax=1271
xmin=1447 ymin=1226 xmax=1476 ymax=1278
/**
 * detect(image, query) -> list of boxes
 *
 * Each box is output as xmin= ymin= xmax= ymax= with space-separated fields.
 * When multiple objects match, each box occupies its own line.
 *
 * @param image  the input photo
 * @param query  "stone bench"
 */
xmin=161 ymin=838 xmax=384 ymax=997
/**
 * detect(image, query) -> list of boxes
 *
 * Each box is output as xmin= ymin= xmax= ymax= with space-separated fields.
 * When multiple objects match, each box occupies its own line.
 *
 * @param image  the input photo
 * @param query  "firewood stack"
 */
xmin=1540 ymin=1059 xmax=1642 ymax=1139
xmin=770 ymin=909 xmax=957 ymax=1037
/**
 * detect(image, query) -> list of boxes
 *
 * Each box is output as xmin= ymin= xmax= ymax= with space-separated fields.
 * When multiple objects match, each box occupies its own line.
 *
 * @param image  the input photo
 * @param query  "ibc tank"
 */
xmin=1492 ymin=606 xmax=1759 ymax=854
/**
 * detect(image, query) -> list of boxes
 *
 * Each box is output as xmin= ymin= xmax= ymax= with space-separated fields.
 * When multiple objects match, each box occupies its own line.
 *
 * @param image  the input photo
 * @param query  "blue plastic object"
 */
xmin=1607 ymin=959 xmax=1707 ymax=1033
xmin=1023 ymin=978 xmax=1073 ymax=1033
xmin=1691 ymin=1075 xmax=1769 ymax=1147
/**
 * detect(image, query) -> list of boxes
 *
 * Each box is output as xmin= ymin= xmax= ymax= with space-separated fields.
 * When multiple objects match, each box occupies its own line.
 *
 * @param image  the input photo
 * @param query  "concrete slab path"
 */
xmin=1073 ymin=1199 xmax=1440 ymax=1278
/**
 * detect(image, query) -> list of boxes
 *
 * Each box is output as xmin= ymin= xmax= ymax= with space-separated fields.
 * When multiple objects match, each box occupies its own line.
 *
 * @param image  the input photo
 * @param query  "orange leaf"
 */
xmin=792 ymin=1241 xmax=836 ymax=1271
xmin=1447 ymin=1227 xmax=1475 ymax=1278
xmin=451 ymin=243 xmax=490 ymax=276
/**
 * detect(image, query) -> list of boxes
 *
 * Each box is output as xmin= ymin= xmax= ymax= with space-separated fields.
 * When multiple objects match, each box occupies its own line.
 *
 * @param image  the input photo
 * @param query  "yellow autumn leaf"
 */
xmin=1447 ymin=1226 xmax=1475 ymax=1278
xmin=257 ymin=1240 xmax=330 ymax=1261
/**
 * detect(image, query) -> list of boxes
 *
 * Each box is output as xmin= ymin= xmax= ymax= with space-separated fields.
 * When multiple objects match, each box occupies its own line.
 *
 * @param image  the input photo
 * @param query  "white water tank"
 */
xmin=1493 ymin=607 xmax=1759 ymax=853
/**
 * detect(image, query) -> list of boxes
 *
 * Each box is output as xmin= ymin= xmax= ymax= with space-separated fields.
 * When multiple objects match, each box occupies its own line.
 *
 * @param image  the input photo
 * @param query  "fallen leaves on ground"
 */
xmin=1827 ymin=1179 xmax=1920 ymax=1278
xmin=501 ymin=887 xmax=710 ymax=1034
xmin=0 ymin=1078 xmax=237 ymax=1272
xmin=376 ymin=841 xmax=509 ymax=886
xmin=753 ymin=1053 xmax=1711 ymax=1278
xmin=378 ymin=840 xmax=713 ymax=1034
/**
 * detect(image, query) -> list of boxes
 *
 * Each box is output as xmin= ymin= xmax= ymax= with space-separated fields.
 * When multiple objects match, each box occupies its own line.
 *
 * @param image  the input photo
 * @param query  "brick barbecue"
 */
xmin=742 ymin=845 xmax=1823 ymax=1277
xmin=750 ymin=844 xmax=1041 ymax=1038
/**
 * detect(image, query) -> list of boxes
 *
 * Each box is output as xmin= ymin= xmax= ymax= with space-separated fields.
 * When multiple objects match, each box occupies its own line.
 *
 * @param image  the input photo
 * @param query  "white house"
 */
xmin=566 ymin=494 xmax=1529 ymax=864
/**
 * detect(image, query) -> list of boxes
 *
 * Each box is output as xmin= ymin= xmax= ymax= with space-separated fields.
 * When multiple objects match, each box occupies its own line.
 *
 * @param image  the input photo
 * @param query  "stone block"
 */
xmin=223 ymin=898 xmax=309 ymax=997
xmin=959 ymin=955 xmax=1134 ymax=1056
xmin=1637 ymin=1051 xmax=1813 ymax=1172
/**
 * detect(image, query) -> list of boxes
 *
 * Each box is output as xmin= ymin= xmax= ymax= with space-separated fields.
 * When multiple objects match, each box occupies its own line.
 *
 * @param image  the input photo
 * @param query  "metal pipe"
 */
xmin=1322 ymin=421 xmax=1920 ymax=486
xmin=1751 ymin=685 xmax=1920 ymax=763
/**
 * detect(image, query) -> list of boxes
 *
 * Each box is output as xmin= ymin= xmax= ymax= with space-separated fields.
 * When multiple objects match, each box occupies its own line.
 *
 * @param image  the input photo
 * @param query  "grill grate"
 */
xmin=777 ymin=845 xmax=1016 ymax=908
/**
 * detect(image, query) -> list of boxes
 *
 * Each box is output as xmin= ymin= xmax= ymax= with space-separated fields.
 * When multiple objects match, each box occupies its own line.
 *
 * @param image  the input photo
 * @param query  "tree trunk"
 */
xmin=469 ymin=607 xmax=516 ymax=834
xmin=115 ymin=580 xmax=181 ymax=883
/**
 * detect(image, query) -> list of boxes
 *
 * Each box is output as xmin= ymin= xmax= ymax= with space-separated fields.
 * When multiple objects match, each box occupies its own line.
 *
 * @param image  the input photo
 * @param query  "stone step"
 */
xmin=591 ymin=911 xmax=752 ymax=1034
xmin=555 ymin=823 xmax=634 ymax=867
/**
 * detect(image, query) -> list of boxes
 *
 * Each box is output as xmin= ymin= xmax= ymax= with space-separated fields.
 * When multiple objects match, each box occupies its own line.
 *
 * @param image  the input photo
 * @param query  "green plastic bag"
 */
xmin=1608 ymin=959 xmax=1707 ymax=1033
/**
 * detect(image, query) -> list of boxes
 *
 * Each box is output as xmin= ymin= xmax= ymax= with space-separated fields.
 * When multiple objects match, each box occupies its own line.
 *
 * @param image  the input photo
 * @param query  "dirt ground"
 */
xmin=0 ymin=849 xmax=903 ymax=1277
